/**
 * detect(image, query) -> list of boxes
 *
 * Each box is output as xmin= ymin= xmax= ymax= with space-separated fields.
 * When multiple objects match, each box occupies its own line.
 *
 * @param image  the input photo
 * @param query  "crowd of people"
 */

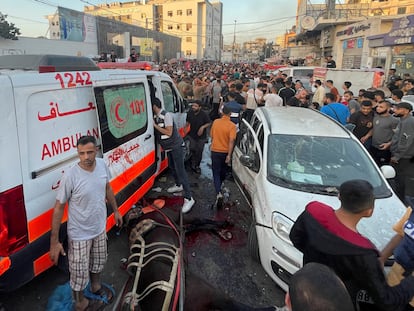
xmin=161 ymin=61 xmax=413 ymax=207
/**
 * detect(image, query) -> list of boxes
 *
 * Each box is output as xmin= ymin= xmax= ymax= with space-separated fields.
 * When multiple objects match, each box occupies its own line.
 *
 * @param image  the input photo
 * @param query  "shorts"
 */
xmin=387 ymin=261 xmax=414 ymax=307
xmin=68 ymin=231 xmax=107 ymax=292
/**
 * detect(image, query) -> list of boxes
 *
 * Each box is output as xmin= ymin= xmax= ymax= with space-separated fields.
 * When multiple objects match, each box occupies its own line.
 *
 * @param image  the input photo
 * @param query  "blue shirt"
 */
xmin=320 ymin=103 xmax=350 ymax=125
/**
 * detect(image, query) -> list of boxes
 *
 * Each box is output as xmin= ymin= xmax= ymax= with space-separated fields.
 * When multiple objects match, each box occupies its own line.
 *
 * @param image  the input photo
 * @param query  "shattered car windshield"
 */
xmin=267 ymin=134 xmax=390 ymax=198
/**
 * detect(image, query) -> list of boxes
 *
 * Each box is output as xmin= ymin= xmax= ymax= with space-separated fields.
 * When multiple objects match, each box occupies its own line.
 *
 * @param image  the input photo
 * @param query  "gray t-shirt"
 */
xmin=372 ymin=114 xmax=399 ymax=148
xmin=348 ymin=99 xmax=360 ymax=113
xmin=56 ymin=158 xmax=109 ymax=240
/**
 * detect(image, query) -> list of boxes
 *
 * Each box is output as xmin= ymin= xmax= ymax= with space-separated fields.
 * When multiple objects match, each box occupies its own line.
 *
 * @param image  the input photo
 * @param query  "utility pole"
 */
xmin=232 ymin=20 xmax=237 ymax=63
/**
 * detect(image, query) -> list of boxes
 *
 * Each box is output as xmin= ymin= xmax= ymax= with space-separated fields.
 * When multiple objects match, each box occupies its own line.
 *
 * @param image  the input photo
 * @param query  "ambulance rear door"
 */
xmin=92 ymin=77 xmax=157 ymax=217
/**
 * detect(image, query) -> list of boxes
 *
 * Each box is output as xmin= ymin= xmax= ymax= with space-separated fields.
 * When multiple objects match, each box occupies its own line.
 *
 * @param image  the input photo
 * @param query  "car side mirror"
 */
xmin=381 ymin=165 xmax=396 ymax=179
xmin=239 ymin=154 xmax=255 ymax=169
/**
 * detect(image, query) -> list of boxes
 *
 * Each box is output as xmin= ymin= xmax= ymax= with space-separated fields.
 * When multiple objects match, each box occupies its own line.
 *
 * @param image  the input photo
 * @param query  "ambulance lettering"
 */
xmin=108 ymin=143 xmax=140 ymax=166
xmin=38 ymin=101 xmax=96 ymax=121
xmin=41 ymin=127 xmax=99 ymax=160
xmin=55 ymin=72 xmax=92 ymax=89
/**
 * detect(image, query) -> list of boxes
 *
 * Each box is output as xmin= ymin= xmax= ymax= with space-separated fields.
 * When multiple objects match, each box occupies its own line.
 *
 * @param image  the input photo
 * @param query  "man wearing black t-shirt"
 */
xmin=349 ymin=100 xmax=374 ymax=149
xmin=185 ymin=100 xmax=211 ymax=174
xmin=128 ymin=48 xmax=139 ymax=62
xmin=278 ymin=80 xmax=296 ymax=106
xmin=326 ymin=55 xmax=336 ymax=68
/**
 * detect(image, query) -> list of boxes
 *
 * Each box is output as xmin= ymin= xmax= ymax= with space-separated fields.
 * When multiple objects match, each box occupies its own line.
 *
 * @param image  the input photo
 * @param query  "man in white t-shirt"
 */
xmin=50 ymin=136 xmax=122 ymax=311
xmin=264 ymin=86 xmax=283 ymax=107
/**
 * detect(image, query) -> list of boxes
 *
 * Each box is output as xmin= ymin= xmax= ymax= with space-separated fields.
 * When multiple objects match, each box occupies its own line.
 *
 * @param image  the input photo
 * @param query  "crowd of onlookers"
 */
xmin=161 ymin=61 xmax=413 ymax=206
xmin=156 ymin=60 xmax=414 ymax=311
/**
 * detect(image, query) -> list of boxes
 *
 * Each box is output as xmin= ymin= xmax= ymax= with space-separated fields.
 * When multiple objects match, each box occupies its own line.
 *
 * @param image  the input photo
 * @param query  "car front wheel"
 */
xmin=248 ymin=222 xmax=260 ymax=262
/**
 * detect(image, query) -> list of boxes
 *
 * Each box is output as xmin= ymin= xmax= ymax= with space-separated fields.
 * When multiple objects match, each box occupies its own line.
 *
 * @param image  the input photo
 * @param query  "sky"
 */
xmin=2 ymin=0 xmax=326 ymax=43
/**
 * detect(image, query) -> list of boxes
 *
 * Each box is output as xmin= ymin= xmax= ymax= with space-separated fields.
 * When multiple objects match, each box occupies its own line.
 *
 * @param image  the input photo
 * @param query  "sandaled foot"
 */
xmin=93 ymin=285 xmax=114 ymax=304
xmin=83 ymin=283 xmax=115 ymax=309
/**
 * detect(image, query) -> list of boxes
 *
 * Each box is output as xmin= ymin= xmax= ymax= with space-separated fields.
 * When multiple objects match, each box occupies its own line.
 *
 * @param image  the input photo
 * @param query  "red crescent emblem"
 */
xmin=110 ymin=97 xmax=128 ymax=128
xmin=115 ymin=103 xmax=124 ymax=123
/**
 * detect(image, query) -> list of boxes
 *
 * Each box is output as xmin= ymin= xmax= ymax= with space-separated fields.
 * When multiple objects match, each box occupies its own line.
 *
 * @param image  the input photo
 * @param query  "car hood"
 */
xmin=257 ymin=183 xmax=406 ymax=250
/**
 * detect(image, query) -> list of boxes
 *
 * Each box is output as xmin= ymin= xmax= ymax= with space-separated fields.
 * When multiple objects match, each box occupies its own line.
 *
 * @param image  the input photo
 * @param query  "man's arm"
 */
xmin=361 ymin=129 xmax=373 ymax=144
xmin=154 ymin=124 xmax=173 ymax=137
xmin=379 ymin=234 xmax=402 ymax=266
xmin=50 ymin=200 xmax=67 ymax=265
xmin=289 ymin=212 xmax=308 ymax=253
xmin=197 ymin=122 xmax=211 ymax=137
xmin=106 ymin=182 xmax=123 ymax=228
xmin=225 ymin=138 xmax=235 ymax=164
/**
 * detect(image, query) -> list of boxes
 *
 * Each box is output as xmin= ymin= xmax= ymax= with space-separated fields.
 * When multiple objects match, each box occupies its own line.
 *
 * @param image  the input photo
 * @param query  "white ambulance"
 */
xmin=0 ymin=54 xmax=187 ymax=291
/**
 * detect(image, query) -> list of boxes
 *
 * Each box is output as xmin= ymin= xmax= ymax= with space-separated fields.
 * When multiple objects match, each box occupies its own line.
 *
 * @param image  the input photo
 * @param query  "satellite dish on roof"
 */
xmin=301 ymin=16 xmax=316 ymax=30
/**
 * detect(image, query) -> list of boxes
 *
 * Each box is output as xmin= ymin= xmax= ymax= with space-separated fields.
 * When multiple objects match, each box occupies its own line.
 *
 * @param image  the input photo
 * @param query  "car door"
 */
xmin=232 ymin=114 xmax=263 ymax=204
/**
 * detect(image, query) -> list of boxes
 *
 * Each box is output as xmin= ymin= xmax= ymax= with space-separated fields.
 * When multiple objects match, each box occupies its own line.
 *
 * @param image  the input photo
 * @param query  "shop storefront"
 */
xmin=383 ymin=15 xmax=414 ymax=76
xmin=334 ymin=19 xmax=381 ymax=69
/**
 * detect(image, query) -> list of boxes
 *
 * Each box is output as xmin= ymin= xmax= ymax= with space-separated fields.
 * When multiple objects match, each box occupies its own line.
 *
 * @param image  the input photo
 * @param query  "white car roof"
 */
xmin=258 ymin=107 xmax=351 ymax=138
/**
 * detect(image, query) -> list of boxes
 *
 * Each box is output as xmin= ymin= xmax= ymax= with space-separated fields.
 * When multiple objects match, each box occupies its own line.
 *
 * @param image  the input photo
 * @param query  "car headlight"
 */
xmin=272 ymin=213 xmax=294 ymax=245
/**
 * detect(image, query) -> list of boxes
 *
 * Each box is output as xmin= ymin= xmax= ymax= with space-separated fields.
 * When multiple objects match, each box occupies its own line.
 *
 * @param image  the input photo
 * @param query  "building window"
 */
xmin=186 ymin=50 xmax=192 ymax=56
xmin=177 ymin=24 xmax=181 ymax=30
xmin=177 ymin=10 xmax=182 ymax=16
xmin=168 ymin=11 xmax=173 ymax=17
xmin=168 ymin=24 xmax=173 ymax=30
xmin=186 ymin=37 xmax=192 ymax=42
xmin=397 ymin=7 xmax=406 ymax=14
xmin=186 ymin=23 xmax=192 ymax=31
xmin=141 ymin=13 xmax=146 ymax=18
xmin=186 ymin=9 xmax=192 ymax=16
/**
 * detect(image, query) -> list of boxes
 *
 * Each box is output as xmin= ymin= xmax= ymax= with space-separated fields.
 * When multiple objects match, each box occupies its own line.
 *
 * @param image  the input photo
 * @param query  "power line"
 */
xmin=6 ymin=15 xmax=49 ymax=25
xmin=31 ymin=0 xmax=60 ymax=7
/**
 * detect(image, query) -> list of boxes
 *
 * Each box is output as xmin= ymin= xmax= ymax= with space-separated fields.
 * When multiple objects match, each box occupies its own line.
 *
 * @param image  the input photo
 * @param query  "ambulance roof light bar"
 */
xmin=0 ymin=55 xmax=100 ymax=72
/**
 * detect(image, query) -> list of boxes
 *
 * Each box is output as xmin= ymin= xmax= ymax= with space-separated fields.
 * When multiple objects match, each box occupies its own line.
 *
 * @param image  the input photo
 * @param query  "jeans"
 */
xmin=188 ymin=136 xmax=206 ymax=168
xmin=211 ymin=151 xmax=228 ymax=194
xmin=369 ymin=146 xmax=391 ymax=167
xmin=167 ymin=144 xmax=192 ymax=199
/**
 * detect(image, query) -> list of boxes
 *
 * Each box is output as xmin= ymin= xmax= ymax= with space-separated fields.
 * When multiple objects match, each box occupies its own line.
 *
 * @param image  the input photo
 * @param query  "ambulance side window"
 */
xmin=94 ymin=83 xmax=148 ymax=153
xmin=161 ymin=81 xmax=182 ymax=113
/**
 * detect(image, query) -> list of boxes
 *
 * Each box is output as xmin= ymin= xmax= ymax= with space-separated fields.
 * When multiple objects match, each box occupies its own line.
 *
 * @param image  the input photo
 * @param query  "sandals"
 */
xmin=83 ymin=283 xmax=115 ymax=310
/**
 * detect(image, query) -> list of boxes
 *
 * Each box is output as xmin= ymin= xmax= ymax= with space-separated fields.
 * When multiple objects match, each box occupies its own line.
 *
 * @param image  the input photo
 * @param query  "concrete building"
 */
xmin=84 ymin=0 xmax=223 ymax=61
xmin=46 ymin=7 xmax=181 ymax=61
xmin=292 ymin=0 xmax=414 ymax=74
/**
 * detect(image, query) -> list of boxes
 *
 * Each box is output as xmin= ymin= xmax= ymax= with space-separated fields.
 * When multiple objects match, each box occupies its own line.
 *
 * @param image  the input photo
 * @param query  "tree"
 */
xmin=0 ymin=13 xmax=21 ymax=40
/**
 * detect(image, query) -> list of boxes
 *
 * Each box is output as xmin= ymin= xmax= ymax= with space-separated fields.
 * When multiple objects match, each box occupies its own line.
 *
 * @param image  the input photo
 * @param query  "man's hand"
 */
xmin=379 ymin=142 xmax=391 ymax=150
xmin=114 ymin=210 xmax=123 ymax=227
xmin=197 ymin=127 xmax=204 ymax=137
xmin=49 ymin=242 xmax=66 ymax=265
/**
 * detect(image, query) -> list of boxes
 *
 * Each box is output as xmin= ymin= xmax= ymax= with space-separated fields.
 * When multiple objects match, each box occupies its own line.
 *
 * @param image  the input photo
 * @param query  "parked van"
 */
xmin=0 ymin=55 xmax=187 ymax=291
xmin=279 ymin=66 xmax=315 ymax=91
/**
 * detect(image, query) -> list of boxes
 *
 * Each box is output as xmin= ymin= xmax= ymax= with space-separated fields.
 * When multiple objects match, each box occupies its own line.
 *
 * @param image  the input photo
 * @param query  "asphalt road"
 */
xmin=0 ymin=148 xmax=284 ymax=310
